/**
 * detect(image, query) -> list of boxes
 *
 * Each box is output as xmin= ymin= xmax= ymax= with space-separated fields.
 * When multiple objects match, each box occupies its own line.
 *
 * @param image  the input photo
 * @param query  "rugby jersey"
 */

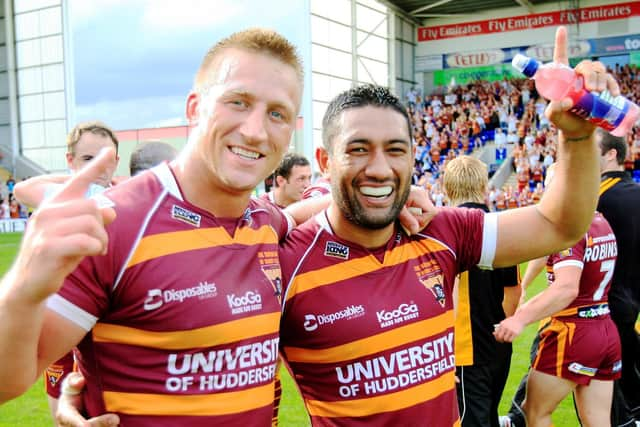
xmin=279 ymin=207 xmax=496 ymax=426
xmin=302 ymin=177 xmax=331 ymax=200
xmin=47 ymin=163 xmax=288 ymax=426
xmin=547 ymin=212 xmax=617 ymax=318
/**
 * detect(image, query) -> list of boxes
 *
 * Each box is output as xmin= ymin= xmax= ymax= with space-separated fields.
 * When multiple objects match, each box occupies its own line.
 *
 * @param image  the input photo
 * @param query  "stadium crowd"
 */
xmin=408 ymin=63 xmax=640 ymax=210
xmin=0 ymin=176 xmax=29 ymax=219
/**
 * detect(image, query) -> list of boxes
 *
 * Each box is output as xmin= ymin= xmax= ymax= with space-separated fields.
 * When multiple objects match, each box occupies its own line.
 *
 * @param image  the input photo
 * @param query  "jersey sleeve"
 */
xmin=426 ymin=207 xmax=490 ymax=272
xmin=549 ymin=238 xmax=586 ymax=272
xmin=46 ymin=253 xmax=114 ymax=331
xmin=46 ymin=209 xmax=122 ymax=331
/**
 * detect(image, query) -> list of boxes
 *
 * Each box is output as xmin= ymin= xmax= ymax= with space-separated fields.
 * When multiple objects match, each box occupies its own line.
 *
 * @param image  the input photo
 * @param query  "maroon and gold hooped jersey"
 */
xmin=533 ymin=212 xmax=622 ymax=385
xmin=546 ymin=212 xmax=617 ymax=316
xmin=47 ymin=164 xmax=288 ymax=426
xmin=280 ymin=207 xmax=495 ymax=426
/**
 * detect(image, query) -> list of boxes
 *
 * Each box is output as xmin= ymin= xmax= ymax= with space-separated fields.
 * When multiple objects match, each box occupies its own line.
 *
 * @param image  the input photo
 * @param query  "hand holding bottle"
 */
xmin=514 ymin=27 xmax=633 ymax=139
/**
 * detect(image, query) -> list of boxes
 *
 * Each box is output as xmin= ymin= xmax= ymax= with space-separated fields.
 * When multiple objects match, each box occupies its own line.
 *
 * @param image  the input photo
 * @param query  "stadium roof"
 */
xmin=385 ymin=0 xmax=564 ymax=23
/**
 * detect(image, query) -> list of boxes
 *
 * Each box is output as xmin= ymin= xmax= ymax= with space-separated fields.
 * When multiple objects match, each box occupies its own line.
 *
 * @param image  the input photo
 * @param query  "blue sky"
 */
xmin=69 ymin=0 xmax=310 ymax=130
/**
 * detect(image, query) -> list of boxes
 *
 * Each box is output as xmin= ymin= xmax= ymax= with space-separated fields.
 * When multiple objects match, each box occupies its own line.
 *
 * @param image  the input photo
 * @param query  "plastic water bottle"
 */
xmin=512 ymin=53 xmax=639 ymax=137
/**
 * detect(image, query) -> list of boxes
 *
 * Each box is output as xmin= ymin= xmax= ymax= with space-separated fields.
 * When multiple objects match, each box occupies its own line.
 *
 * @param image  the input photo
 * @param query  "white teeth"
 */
xmin=231 ymin=147 xmax=260 ymax=160
xmin=360 ymin=186 xmax=392 ymax=197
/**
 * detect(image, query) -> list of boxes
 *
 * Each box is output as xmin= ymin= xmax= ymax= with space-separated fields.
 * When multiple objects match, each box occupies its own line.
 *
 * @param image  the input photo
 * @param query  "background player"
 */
xmin=128 ymin=140 xmax=178 ymax=177
xmin=261 ymin=152 xmax=312 ymax=208
xmin=14 ymin=121 xmax=120 ymax=207
xmin=444 ymin=155 xmax=521 ymax=427
xmin=596 ymin=129 xmax=640 ymax=425
xmin=494 ymin=208 xmax=621 ymax=427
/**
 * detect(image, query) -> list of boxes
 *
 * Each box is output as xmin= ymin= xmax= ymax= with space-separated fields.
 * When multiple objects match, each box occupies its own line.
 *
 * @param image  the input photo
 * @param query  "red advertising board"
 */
xmin=418 ymin=2 xmax=639 ymax=42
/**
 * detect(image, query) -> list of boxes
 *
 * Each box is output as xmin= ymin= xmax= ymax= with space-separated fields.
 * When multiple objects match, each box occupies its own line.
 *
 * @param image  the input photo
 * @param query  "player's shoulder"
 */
xmin=96 ymin=166 xmax=173 ymax=236
xmin=423 ymin=206 xmax=484 ymax=233
xmin=591 ymin=211 xmax=615 ymax=235
xmin=284 ymin=214 xmax=324 ymax=247
xmin=246 ymin=196 xmax=287 ymax=227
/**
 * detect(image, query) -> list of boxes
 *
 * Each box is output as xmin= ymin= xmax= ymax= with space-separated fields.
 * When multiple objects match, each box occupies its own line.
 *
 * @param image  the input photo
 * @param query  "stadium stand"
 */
xmin=409 ymin=64 xmax=640 ymax=208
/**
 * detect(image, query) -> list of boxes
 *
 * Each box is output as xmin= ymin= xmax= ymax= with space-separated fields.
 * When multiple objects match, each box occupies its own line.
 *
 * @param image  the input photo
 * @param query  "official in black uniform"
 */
xmin=444 ymin=156 xmax=521 ymax=427
xmin=597 ymin=129 xmax=640 ymax=425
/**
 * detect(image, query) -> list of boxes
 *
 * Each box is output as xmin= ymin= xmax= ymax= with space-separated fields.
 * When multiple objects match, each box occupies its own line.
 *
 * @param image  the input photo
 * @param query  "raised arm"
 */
xmin=13 ymin=174 xmax=71 ymax=208
xmin=492 ymin=27 xmax=615 ymax=267
xmin=0 ymin=150 xmax=116 ymax=402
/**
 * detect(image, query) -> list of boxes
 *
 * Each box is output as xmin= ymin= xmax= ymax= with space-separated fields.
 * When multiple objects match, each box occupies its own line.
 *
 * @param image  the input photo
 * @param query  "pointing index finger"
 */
xmin=553 ymin=26 xmax=568 ymax=66
xmin=52 ymin=147 xmax=116 ymax=202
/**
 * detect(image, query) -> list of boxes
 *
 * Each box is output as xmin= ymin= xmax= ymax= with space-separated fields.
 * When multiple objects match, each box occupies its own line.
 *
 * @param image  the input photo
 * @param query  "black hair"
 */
xmin=321 ymin=84 xmax=412 ymax=153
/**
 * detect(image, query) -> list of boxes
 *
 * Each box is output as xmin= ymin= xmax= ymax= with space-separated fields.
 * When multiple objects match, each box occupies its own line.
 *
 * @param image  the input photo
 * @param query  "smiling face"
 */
xmin=327 ymin=105 xmax=413 ymax=230
xmin=187 ymin=48 xmax=302 ymax=196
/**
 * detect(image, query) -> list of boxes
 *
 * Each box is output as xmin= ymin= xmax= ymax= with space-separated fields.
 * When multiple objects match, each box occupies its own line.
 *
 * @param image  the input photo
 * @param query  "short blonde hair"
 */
xmin=443 ymin=155 xmax=488 ymax=206
xmin=67 ymin=121 xmax=119 ymax=156
xmin=194 ymin=28 xmax=303 ymax=90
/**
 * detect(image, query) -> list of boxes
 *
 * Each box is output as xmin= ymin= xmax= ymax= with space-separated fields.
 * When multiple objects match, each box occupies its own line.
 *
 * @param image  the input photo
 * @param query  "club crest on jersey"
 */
xmin=261 ymin=266 xmax=282 ymax=300
xmin=171 ymin=205 xmax=201 ymax=227
xmin=559 ymin=248 xmax=573 ymax=258
xmin=258 ymin=251 xmax=282 ymax=300
xmin=45 ymin=364 xmax=65 ymax=387
xmin=420 ymin=274 xmax=446 ymax=308
xmin=325 ymin=241 xmax=349 ymax=260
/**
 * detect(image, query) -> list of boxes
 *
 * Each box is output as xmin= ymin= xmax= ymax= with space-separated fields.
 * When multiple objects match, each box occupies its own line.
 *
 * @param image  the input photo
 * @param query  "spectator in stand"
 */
xmin=8 ymin=197 xmax=19 ymax=219
xmin=6 ymin=175 xmax=15 ymax=195
xmin=0 ymin=197 xmax=8 ymax=219
xmin=507 ymin=130 xmax=519 ymax=145
xmin=507 ymin=112 xmax=518 ymax=134
xmin=494 ymin=128 xmax=507 ymax=148
xmin=260 ymin=152 xmax=311 ymax=208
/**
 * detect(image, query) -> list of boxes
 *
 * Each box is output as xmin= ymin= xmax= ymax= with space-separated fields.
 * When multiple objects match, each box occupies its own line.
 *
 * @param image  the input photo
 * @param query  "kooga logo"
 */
xmin=376 ymin=303 xmax=418 ymax=323
xmin=227 ymin=290 xmax=262 ymax=314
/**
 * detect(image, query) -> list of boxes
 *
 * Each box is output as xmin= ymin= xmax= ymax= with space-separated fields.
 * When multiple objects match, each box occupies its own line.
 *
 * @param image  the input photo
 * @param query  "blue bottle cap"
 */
xmin=512 ymin=54 xmax=539 ymax=77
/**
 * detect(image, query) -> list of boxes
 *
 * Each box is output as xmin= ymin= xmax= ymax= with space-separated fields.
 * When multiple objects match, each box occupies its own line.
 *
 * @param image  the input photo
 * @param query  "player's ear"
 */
xmin=317 ymin=147 xmax=330 ymax=174
xmin=186 ymin=92 xmax=200 ymax=126
xmin=65 ymin=152 xmax=75 ymax=171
